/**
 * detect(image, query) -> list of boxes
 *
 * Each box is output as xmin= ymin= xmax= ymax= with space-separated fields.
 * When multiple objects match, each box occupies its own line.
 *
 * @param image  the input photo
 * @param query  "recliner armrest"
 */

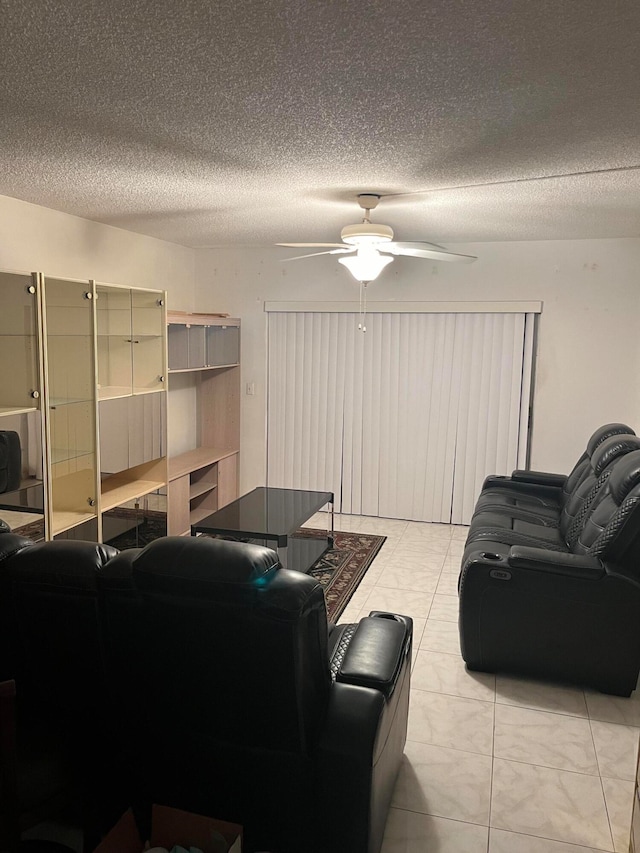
xmin=510 ymin=470 xmax=566 ymax=488
xmin=507 ymin=546 xmax=605 ymax=579
xmin=336 ymin=613 xmax=412 ymax=699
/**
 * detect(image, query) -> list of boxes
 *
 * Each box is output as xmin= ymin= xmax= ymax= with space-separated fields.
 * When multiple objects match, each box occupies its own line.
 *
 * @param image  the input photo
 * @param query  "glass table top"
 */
xmin=192 ymin=487 xmax=333 ymax=544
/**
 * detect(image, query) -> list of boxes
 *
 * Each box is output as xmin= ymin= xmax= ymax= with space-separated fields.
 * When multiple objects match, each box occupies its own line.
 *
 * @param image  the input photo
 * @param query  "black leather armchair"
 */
xmin=100 ymin=536 xmax=412 ymax=853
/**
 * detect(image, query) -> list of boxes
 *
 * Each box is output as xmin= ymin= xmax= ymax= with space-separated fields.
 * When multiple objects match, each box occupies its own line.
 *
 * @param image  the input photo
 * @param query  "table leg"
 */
xmin=278 ymin=543 xmax=288 ymax=568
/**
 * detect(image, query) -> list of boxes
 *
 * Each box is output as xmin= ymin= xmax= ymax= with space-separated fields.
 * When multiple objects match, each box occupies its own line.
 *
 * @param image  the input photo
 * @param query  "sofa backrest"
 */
xmin=560 ymin=434 xmax=640 ymax=545
xmin=572 ymin=450 xmax=640 ymax=568
xmin=99 ymin=536 xmax=332 ymax=757
xmin=0 ymin=535 xmax=117 ymax=716
xmin=560 ymin=423 xmax=636 ymax=509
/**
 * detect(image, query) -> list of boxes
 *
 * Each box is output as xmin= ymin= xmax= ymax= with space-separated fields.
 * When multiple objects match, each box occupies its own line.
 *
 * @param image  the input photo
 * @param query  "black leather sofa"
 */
xmin=0 ymin=531 xmax=411 ymax=853
xmin=458 ymin=423 xmax=640 ymax=696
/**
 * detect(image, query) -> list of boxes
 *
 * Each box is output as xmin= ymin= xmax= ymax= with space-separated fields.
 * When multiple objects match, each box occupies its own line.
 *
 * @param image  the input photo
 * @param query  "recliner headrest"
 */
xmin=587 ymin=423 xmax=636 ymax=457
xmin=132 ymin=536 xmax=280 ymax=595
xmin=1 ymin=539 xmax=118 ymax=588
xmin=608 ymin=450 xmax=640 ymax=505
xmin=591 ymin=434 xmax=640 ymax=475
xmin=0 ymin=531 xmax=34 ymax=563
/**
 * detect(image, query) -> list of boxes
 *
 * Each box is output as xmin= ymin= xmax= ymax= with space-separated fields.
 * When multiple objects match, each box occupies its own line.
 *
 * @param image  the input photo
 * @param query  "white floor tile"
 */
xmin=420 ymin=619 xmax=461 ymax=655
xmin=590 ymin=720 xmax=640 ymax=781
xmin=408 ymin=688 xmax=494 ymax=755
xmin=494 ymin=704 xmax=598 ymax=775
xmin=436 ymin=572 xmax=460 ymax=595
xmin=428 ymin=593 xmax=459 ymax=622
xmin=495 ymin=674 xmax=588 ymax=718
xmin=489 ymin=828 xmax=607 ymax=852
xmin=376 ymin=563 xmax=441 ymax=593
xmin=392 ymin=740 xmax=492 ymax=824
xmin=585 ymin=690 xmax=640 ymax=726
xmin=601 ymin=776 xmax=635 ymax=852
xmin=360 ymin=586 xmax=435 ymax=619
xmin=412 ymin=649 xmax=496 ymax=701
xmin=381 ymin=808 xmax=489 ymax=852
xmin=491 ymin=758 xmax=613 ymax=850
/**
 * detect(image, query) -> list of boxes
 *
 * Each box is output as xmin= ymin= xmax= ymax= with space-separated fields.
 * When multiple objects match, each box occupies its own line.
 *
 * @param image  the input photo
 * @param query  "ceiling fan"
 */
xmin=277 ymin=193 xmax=477 ymax=282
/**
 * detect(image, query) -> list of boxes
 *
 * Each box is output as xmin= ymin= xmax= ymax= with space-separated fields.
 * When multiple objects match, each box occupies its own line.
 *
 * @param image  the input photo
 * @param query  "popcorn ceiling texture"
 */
xmin=1 ymin=0 xmax=639 ymax=247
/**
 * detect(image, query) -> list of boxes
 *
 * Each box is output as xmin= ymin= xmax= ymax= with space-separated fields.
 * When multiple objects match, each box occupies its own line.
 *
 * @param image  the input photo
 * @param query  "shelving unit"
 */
xmin=0 ymin=269 xmax=167 ymax=543
xmin=167 ymin=313 xmax=240 ymax=536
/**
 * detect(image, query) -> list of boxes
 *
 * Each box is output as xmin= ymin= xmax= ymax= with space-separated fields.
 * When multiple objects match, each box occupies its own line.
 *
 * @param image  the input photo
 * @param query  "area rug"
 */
xmin=9 ymin=515 xmax=385 ymax=622
xmin=298 ymin=527 xmax=386 ymax=621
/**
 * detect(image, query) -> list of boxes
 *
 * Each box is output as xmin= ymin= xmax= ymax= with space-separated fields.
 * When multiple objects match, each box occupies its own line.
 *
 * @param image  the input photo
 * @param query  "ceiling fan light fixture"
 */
xmin=339 ymin=247 xmax=394 ymax=282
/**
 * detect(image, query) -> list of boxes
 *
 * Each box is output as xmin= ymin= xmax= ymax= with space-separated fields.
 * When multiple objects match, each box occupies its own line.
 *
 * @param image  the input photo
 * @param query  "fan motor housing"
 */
xmin=341 ymin=223 xmax=394 ymax=245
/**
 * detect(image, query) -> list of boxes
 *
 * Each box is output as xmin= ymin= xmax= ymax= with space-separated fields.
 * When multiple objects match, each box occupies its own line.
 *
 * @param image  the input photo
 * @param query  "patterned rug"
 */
xmin=9 ymin=515 xmax=384 ymax=622
xmin=298 ymin=527 xmax=386 ymax=621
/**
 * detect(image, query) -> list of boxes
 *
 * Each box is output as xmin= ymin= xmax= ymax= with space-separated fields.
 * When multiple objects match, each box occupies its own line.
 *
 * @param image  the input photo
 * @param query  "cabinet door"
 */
xmin=206 ymin=325 xmax=239 ymax=367
xmin=132 ymin=290 xmax=165 ymax=393
xmin=0 ymin=271 xmax=40 ymax=414
xmin=167 ymin=474 xmax=190 ymax=536
xmin=43 ymin=278 xmax=97 ymax=536
xmin=96 ymin=285 xmax=132 ymax=399
xmin=217 ymin=454 xmax=238 ymax=508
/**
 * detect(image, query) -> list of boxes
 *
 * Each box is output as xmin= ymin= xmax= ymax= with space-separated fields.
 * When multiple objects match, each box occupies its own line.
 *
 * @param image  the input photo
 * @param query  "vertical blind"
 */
xmin=267 ymin=310 xmax=534 ymax=524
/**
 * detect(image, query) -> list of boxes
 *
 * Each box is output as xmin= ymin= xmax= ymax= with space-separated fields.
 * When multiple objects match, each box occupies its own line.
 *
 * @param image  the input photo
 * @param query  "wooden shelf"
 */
xmin=52 ymin=509 xmax=96 ymax=536
xmin=0 ymin=406 xmax=38 ymax=416
xmin=101 ymin=476 xmax=166 ymax=513
xmin=169 ymin=447 xmax=238 ymax=481
xmin=190 ymin=480 xmax=217 ymax=500
xmin=168 ymin=363 xmax=239 ymax=374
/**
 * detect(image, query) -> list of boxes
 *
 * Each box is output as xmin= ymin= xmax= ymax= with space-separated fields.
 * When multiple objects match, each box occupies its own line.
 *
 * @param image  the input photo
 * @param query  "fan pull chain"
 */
xmin=358 ymin=281 xmax=368 ymax=332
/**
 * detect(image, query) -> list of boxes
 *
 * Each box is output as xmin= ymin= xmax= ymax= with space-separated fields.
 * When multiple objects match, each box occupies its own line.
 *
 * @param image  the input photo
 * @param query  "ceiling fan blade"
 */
xmin=382 ymin=242 xmax=477 ymax=264
xmin=281 ymin=248 xmax=355 ymax=261
xmin=276 ymin=242 xmax=349 ymax=248
xmin=388 ymin=240 xmax=449 ymax=251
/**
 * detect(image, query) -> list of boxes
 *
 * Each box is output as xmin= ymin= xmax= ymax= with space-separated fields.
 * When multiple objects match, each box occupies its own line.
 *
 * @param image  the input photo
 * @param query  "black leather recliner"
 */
xmin=99 ymin=536 xmax=412 ymax=853
xmin=0 ymin=533 xmax=120 ymax=849
xmin=459 ymin=443 xmax=640 ymax=696
xmin=0 ymin=528 xmax=411 ymax=853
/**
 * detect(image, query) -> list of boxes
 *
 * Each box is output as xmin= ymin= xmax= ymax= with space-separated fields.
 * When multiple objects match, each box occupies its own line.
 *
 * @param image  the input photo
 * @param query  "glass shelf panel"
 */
xmin=0 ymin=271 xmax=40 ymax=412
xmin=132 ymin=290 xmax=164 ymax=393
xmin=96 ymin=285 xmax=133 ymax=396
xmin=44 ymin=278 xmax=97 ymax=526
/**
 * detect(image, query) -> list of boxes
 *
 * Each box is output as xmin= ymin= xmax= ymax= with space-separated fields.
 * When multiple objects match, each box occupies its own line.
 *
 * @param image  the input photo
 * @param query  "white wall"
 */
xmin=0 ymin=195 xmax=195 ymax=308
xmin=195 ymin=239 xmax=640 ymax=495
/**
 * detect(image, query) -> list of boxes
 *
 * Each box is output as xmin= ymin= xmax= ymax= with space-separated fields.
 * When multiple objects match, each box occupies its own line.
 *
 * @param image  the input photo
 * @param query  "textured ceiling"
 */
xmin=1 ymin=0 xmax=640 ymax=247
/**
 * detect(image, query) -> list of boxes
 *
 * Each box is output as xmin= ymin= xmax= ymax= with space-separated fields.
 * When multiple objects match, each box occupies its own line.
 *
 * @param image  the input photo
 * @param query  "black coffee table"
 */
xmin=191 ymin=486 xmax=334 ymax=572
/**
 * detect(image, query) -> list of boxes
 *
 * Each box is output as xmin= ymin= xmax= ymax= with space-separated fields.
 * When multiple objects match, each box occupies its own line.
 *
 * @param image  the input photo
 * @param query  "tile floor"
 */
xmin=308 ymin=512 xmax=640 ymax=853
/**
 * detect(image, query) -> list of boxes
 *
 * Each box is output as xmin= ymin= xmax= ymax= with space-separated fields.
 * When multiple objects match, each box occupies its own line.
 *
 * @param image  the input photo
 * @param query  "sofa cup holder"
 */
xmin=371 ymin=611 xmax=403 ymax=621
xmin=481 ymin=552 xmax=503 ymax=561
